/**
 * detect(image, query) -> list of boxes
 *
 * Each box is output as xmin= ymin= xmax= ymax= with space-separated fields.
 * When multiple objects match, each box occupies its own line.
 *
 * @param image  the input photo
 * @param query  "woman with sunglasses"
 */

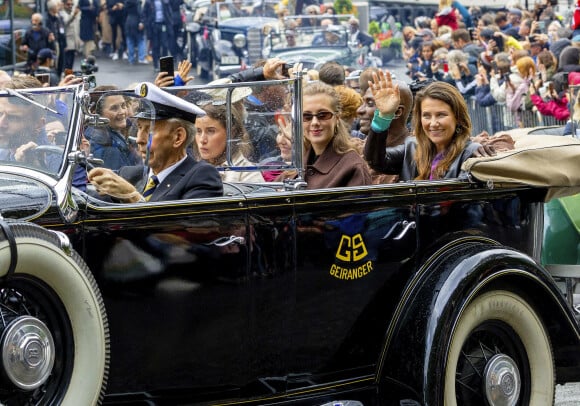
xmin=278 ymin=82 xmax=371 ymax=189
xmin=364 ymin=71 xmax=483 ymax=181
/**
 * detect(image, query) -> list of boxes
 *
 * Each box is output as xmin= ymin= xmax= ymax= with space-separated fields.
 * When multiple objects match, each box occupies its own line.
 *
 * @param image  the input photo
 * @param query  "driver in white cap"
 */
xmin=88 ymin=82 xmax=223 ymax=202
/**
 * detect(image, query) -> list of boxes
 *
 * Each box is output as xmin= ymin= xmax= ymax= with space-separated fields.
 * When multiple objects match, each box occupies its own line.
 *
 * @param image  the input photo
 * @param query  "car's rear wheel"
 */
xmin=444 ymin=290 xmax=554 ymax=405
xmin=0 ymin=222 xmax=109 ymax=405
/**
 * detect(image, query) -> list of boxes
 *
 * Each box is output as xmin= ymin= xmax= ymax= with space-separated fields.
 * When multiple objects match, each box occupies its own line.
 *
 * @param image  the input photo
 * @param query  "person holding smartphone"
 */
xmin=35 ymin=48 xmax=60 ymax=86
xmin=529 ymin=71 xmax=571 ymax=121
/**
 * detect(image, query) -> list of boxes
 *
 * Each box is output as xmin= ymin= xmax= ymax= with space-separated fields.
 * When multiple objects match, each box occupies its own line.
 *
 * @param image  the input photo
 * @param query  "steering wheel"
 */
xmin=27 ymin=144 xmax=65 ymax=171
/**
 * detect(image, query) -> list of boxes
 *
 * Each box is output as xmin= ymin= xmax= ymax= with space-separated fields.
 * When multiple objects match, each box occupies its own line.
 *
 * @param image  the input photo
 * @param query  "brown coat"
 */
xmin=301 ymin=146 xmax=372 ymax=189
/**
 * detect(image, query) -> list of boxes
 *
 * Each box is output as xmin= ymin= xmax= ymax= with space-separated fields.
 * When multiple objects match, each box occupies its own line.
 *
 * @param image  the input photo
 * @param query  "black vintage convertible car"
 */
xmin=1 ymin=77 xmax=580 ymax=406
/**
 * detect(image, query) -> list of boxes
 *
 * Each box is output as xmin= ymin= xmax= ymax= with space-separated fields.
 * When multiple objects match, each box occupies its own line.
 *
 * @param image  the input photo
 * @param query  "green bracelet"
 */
xmin=371 ymin=109 xmax=395 ymax=132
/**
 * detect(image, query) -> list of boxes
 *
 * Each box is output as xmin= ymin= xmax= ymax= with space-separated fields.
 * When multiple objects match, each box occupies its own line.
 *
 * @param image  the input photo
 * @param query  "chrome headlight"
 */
xmin=233 ymin=34 xmax=246 ymax=48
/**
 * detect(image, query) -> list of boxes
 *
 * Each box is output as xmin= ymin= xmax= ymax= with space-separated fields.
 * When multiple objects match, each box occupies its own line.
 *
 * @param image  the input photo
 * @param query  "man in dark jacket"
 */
xmin=348 ymin=17 xmax=373 ymax=48
xmin=78 ymin=0 xmax=99 ymax=58
xmin=45 ymin=0 xmax=65 ymax=77
xmin=107 ymin=0 xmax=127 ymax=60
xmin=20 ymin=13 xmax=56 ymax=71
xmin=143 ymin=0 xmax=177 ymax=70
xmin=124 ymin=0 xmax=147 ymax=64
xmin=88 ymin=82 xmax=223 ymax=202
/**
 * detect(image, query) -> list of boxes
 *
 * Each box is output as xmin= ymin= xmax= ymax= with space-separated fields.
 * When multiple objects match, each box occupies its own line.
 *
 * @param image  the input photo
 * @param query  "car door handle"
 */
xmin=382 ymin=220 xmax=416 ymax=241
xmin=207 ymin=235 xmax=246 ymax=247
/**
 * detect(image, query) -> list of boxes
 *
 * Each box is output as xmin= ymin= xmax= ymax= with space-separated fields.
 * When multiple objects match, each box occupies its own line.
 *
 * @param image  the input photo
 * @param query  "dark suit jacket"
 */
xmin=119 ymin=156 xmax=223 ymax=201
xmin=355 ymin=31 xmax=374 ymax=48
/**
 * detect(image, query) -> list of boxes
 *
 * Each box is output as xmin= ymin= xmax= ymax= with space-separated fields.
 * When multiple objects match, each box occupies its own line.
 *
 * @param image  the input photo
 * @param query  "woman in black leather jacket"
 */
xmin=364 ymin=72 xmax=482 ymax=181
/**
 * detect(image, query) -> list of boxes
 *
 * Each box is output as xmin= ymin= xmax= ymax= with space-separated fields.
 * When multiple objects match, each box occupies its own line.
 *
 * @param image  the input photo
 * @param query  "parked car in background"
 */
xmin=1 ymin=79 xmax=580 ymax=405
xmin=0 ymin=18 xmax=27 ymax=67
xmin=264 ymin=15 xmax=380 ymax=71
xmin=0 ymin=0 xmax=34 ymax=69
xmin=192 ymin=0 xmax=278 ymax=79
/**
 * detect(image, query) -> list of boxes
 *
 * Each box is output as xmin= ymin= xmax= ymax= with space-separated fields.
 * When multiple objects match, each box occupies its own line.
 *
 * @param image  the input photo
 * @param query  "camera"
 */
xmin=80 ymin=56 xmax=98 ymax=75
xmin=409 ymin=77 xmax=436 ymax=95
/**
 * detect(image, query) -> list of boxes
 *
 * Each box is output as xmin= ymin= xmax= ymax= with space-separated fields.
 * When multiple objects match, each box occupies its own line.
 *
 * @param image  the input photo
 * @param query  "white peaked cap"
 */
xmin=133 ymin=82 xmax=206 ymax=122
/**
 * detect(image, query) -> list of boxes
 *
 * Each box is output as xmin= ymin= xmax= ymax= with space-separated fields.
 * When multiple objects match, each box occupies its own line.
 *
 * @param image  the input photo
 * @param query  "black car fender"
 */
xmin=377 ymin=238 xmax=580 ymax=403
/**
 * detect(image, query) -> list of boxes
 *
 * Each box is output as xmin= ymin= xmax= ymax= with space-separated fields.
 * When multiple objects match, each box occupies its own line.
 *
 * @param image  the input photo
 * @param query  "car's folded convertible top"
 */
xmin=462 ymin=134 xmax=580 ymax=201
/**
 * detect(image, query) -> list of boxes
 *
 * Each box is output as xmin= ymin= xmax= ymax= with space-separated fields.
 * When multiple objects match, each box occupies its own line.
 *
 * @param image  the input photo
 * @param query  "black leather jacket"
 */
xmin=364 ymin=129 xmax=480 ymax=181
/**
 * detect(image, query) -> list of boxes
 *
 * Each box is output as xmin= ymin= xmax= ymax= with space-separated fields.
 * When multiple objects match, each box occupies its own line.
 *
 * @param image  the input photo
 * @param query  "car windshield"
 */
xmin=267 ymin=14 xmax=355 ymax=50
xmin=0 ymin=86 xmax=76 ymax=178
xmin=86 ymin=79 xmax=300 ymax=180
xmin=270 ymin=24 xmax=349 ymax=49
xmin=203 ymin=0 xmax=275 ymax=22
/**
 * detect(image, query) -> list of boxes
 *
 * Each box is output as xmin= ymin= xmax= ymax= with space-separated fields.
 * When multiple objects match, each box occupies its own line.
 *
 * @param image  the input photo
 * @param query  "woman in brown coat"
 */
xmin=279 ymin=82 xmax=371 ymax=189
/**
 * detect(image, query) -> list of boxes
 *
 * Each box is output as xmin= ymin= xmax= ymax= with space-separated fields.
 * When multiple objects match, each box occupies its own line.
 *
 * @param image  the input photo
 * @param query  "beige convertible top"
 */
xmin=462 ymin=133 xmax=580 ymax=201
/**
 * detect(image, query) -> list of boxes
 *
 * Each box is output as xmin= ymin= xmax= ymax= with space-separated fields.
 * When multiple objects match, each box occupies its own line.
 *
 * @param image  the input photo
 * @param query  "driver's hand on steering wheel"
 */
xmin=14 ymin=141 xmax=37 ymax=162
xmin=88 ymin=167 xmax=143 ymax=203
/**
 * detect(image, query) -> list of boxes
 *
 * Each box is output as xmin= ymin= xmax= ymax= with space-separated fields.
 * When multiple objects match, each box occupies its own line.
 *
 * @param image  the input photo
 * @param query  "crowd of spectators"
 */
xmin=401 ymin=0 xmax=580 ymax=129
xmin=19 ymin=0 xmax=186 ymax=78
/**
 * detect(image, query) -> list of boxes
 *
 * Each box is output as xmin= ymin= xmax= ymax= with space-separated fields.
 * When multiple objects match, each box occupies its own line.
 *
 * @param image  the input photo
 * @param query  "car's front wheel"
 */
xmin=444 ymin=290 xmax=554 ymax=405
xmin=0 ymin=222 xmax=109 ymax=405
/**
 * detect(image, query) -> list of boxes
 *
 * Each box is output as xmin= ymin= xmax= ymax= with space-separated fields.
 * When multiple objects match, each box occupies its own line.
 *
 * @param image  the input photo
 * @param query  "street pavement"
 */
xmin=87 ymin=54 xmax=411 ymax=90
xmin=81 ymin=54 xmax=580 ymax=403
xmin=81 ymin=53 xmax=209 ymax=89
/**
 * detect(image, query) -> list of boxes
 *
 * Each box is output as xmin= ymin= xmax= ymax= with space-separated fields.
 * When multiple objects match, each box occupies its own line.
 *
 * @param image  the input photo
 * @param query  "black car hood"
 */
xmin=0 ymin=173 xmax=52 ymax=220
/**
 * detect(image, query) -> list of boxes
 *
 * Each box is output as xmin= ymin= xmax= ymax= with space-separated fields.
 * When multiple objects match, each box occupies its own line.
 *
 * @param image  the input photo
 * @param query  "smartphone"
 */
xmin=281 ymin=63 xmax=293 ymax=77
xmin=35 ymin=73 xmax=50 ymax=85
xmin=537 ymin=21 xmax=546 ymax=32
xmin=491 ymin=60 xmax=498 ymax=74
xmin=467 ymin=27 xmax=476 ymax=40
xmin=64 ymin=68 xmax=73 ymax=76
xmin=159 ymin=56 xmax=175 ymax=85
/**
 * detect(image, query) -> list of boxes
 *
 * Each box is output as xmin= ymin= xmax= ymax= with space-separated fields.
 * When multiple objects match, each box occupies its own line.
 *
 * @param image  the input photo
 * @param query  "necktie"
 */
xmin=142 ymin=175 xmax=159 ymax=201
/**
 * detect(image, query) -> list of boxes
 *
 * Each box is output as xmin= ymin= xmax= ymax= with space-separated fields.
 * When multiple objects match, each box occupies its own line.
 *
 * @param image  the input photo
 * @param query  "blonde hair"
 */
xmin=335 ymin=85 xmax=362 ymax=124
xmin=403 ymin=26 xmax=417 ymax=39
xmin=433 ymin=47 xmax=449 ymax=60
xmin=437 ymin=25 xmax=452 ymax=36
xmin=439 ymin=0 xmax=452 ymax=9
xmin=307 ymin=69 xmax=319 ymax=81
xmin=302 ymin=82 xmax=357 ymax=155
xmin=573 ymin=93 xmax=580 ymax=122
xmin=447 ymin=49 xmax=468 ymax=65
xmin=516 ymin=56 xmax=536 ymax=77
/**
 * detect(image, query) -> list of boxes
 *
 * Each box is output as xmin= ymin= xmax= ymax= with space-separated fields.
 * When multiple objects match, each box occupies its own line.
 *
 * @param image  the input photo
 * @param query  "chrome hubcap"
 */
xmin=2 ymin=316 xmax=55 ymax=390
xmin=484 ymin=354 xmax=521 ymax=406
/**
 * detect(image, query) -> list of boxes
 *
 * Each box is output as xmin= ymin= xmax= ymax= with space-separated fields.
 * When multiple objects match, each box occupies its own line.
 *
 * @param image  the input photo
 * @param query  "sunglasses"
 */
xmin=303 ymin=111 xmax=334 ymax=122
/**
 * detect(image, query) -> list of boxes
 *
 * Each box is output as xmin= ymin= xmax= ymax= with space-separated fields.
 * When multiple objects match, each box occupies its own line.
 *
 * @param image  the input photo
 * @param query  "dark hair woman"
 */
xmin=364 ymin=71 xmax=483 ymax=180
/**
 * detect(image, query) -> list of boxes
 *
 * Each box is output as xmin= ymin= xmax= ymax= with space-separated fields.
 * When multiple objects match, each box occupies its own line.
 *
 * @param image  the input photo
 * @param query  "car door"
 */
xmin=80 ymin=194 xmax=261 ymax=397
xmin=242 ymin=183 xmax=418 ymax=399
